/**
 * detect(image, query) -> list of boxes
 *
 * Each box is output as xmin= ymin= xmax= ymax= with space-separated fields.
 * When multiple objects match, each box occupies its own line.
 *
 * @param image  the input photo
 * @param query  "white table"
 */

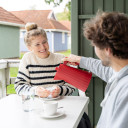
xmin=0 ymin=94 xmax=89 ymax=128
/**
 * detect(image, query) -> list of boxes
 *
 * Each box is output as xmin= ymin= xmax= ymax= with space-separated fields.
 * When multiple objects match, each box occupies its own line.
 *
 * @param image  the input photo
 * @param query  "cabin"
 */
xmin=11 ymin=10 xmax=70 ymax=53
xmin=0 ymin=7 xmax=24 ymax=59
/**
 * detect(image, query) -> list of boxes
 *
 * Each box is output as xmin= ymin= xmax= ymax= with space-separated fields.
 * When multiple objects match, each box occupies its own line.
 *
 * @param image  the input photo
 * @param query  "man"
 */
xmin=63 ymin=11 xmax=128 ymax=128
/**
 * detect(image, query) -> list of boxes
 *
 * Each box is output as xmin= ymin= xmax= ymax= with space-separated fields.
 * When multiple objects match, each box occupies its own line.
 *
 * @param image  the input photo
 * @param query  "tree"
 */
xmin=45 ymin=0 xmax=63 ymax=6
xmin=44 ymin=0 xmax=71 ymax=20
xmin=65 ymin=1 xmax=71 ymax=20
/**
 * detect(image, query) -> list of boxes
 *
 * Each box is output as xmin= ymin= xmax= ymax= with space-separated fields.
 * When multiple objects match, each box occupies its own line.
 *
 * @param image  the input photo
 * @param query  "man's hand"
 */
xmin=62 ymin=54 xmax=81 ymax=65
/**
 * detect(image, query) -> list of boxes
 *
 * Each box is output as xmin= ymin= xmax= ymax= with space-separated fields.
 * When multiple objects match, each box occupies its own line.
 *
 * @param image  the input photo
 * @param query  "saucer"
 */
xmin=39 ymin=96 xmax=60 ymax=101
xmin=40 ymin=109 xmax=64 ymax=118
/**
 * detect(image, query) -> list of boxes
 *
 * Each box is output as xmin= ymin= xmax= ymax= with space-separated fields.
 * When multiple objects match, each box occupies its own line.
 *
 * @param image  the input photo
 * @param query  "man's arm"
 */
xmin=80 ymin=57 xmax=113 ymax=82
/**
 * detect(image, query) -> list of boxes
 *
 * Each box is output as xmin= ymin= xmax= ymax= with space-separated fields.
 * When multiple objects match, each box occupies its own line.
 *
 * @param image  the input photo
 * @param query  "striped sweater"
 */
xmin=15 ymin=52 xmax=75 ymax=96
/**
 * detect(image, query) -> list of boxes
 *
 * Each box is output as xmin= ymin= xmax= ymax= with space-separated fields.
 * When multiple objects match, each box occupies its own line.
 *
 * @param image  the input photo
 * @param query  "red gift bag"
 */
xmin=54 ymin=61 xmax=92 ymax=92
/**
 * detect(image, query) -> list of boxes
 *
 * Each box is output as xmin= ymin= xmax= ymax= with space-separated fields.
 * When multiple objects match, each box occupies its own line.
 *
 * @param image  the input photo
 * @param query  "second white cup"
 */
xmin=43 ymin=101 xmax=58 ymax=116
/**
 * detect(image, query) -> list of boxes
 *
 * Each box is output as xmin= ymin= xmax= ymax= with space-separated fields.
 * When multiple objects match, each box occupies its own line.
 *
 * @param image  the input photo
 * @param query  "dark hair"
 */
xmin=83 ymin=11 xmax=128 ymax=59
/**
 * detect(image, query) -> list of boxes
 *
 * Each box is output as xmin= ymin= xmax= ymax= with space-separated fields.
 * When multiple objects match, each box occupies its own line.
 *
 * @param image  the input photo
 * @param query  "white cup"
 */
xmin=43 ymin=101 xmax=58 ymax=116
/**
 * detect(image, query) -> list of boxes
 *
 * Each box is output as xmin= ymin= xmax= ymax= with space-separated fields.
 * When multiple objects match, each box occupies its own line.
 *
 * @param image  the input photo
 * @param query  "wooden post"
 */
xmin=0 ymin=60 xmax=7 ymax=98
xmin=5 ymin=67 xmax=10 ymax=87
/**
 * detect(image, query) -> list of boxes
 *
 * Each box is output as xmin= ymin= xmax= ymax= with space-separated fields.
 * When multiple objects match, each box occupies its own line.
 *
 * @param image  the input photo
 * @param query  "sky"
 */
xmin=0 ymin=0 xmax=69 ymax=13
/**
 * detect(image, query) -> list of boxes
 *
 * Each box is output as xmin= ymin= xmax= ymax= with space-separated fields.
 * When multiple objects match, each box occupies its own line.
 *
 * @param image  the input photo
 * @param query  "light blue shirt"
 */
xmin=80 ymin=57 xmax=128 ymax=128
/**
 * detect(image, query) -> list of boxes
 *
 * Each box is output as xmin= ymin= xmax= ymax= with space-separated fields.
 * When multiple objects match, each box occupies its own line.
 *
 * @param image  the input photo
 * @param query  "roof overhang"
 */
xmin=0 ymin=21 xmax=25 ymax=27
xmin=45 ymin=29 xmax=70 ymax=33
xmin=20 ymin=29 xmax=70 ymax=33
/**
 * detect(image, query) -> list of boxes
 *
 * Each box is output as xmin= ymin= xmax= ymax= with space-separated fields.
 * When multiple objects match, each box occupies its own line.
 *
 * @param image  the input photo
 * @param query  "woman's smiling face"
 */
xmin=28 ymin=35 xmax=49 ymax=59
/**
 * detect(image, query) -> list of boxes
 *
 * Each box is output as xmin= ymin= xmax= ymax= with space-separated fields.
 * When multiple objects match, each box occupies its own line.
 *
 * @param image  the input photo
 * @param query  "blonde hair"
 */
xmin=24 ymin=23 xmax=47 ymax=46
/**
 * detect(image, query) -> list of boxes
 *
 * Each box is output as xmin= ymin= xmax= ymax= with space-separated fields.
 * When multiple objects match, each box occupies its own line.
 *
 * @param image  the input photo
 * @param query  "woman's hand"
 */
xmin=36 ymin=87 xmax=50 ymax=98
xmin=62 ymin=54 xmax=82 ymax=65
xmin=51 ymin=86 xmax=61 ymax=98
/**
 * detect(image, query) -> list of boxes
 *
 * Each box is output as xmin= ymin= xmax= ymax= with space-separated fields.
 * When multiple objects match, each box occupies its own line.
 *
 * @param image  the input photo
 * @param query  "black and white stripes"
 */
xmin=15 ymin=52 xmax=76 ymax=96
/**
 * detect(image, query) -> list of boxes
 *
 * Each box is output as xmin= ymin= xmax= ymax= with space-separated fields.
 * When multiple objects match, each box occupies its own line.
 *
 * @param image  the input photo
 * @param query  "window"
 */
xmin=62 ymin=32 xmax=65 ymax=44
xmin=20 ymin=32 xmax=24 ymax=38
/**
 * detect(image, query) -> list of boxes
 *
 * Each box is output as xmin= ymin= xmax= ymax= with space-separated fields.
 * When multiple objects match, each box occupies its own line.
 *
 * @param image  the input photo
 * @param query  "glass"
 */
xmin=22 ymin=92 xmax=35 ymax=112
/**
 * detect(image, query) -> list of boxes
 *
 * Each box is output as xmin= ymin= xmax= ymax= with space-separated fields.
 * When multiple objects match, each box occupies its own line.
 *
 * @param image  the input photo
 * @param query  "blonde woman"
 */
xmin=15 ymin=23 xmax=91 ymax=128
xmin=15 ymin=23 xmax=75 ymax=98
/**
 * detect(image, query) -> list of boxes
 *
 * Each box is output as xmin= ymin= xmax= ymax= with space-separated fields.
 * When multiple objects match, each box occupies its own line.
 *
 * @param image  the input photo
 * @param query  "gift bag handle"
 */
xmin=63 ymin=61 xmax=79 ymax=65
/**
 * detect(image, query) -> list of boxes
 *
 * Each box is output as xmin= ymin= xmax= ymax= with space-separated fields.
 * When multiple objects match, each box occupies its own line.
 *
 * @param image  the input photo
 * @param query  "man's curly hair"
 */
xmin=83 ymin=11 xmax=128 ymax=59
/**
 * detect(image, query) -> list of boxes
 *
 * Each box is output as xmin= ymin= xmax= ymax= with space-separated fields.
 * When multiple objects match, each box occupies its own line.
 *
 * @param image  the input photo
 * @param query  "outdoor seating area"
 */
xmin=0 ymin=94 xmax=89 ymax=128
xmin=0 ymin=60 xmax=90 ymax=128
xmin=0 ymin=0 xmax=128 ymax=127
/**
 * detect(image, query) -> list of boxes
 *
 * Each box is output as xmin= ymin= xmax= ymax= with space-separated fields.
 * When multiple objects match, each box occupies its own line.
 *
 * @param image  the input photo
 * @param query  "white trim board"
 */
xmin=0 ymin=21 xmax=25 ymax=27
xmin=20 ymin=29 xmax=69 ymax=33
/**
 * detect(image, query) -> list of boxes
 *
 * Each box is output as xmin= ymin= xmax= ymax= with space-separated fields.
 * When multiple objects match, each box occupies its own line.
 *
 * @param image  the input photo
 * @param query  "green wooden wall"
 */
xmin=0 ymin=24 xmax=20 ymax=59
xmin=71 ymin=0 xmax=128 ymax=127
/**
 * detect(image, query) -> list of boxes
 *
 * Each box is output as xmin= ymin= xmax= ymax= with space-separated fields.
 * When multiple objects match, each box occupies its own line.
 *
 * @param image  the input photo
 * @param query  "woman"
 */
xmin=15 ymin=23 xmax=75 ymax=98
xmin=15 ymin=22 xmax=91 ymax=128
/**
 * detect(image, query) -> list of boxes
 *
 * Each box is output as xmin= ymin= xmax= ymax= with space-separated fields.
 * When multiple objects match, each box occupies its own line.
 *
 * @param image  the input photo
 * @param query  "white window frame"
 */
xmin=62 ymin=32 xmax=65 ymax=44
xmin=20 ymin=32 xmax=24 ymax=38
